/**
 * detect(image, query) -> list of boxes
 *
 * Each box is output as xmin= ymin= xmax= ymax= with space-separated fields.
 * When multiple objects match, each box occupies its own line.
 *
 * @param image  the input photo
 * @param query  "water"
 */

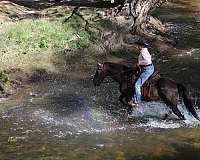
xmin=0 ymin=1 xmax=200 ymax=159
xmin=155 ymin=0 xmax=200 ymax=49
xmin=155 ymin=0 xmax=200 ymax=90
xmin=0 ymin=70 xmax=199 ymax=160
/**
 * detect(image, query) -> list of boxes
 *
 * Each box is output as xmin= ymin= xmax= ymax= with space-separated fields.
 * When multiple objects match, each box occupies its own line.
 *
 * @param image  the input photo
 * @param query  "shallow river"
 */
xmin=0 ymin=1 xmax=200 ymax=160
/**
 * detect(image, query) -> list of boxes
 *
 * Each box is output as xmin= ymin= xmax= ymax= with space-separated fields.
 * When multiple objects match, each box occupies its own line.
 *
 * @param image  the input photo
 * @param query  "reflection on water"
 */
xmin=0 ymin=70 xmax=200 ymax=160
xmin=157 ymin=49 xmax=200 ymax=90
xmin=156 ymin=0 xmax=200 ymax=48
xmin=156 ymin=0 xmax=200 ymax=90
xmin=176 ymin=0 xmax=200 ymax=16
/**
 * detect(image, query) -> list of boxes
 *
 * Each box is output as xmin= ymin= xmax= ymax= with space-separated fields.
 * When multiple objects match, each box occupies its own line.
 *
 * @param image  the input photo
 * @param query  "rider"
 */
xmin=128 ymin=39 xmax=154 ymax=110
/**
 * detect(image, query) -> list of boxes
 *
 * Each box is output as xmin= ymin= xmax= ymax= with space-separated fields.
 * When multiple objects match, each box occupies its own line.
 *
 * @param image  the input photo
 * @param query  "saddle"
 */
xmin=127 ymin=70 xmax=160 ymax=101
xmin=142 ymin=71 xmax=160 ymax=100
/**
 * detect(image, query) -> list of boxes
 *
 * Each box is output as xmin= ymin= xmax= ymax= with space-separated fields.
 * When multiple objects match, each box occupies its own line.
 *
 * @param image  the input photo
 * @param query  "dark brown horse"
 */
xmin=93 ymin=62 xmax=200 ymax=121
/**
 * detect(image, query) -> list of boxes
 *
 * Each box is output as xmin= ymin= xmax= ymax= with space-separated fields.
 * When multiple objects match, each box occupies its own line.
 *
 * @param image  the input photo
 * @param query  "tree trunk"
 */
xmin=128 ymin=0 xmax=165 ymax=34
xmin=9 ymin=0 xmax=165 ymax=31
xmin=9 ymin=0 xmax=168 ymax=44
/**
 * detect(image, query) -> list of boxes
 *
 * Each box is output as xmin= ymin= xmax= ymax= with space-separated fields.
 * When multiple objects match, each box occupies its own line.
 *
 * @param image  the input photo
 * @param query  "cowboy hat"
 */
xmin=135 ymin=39 xmax=149 ymax=47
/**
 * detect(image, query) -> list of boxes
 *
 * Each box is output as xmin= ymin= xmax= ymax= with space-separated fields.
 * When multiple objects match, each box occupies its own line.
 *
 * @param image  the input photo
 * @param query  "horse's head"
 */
xmin=93 ymin=63 xmax=108 ymax=86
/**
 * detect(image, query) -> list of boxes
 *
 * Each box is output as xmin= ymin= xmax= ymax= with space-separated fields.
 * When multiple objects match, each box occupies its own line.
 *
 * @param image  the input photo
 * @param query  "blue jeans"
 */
xmin=134 ymin=64 xmax=154 ymax=103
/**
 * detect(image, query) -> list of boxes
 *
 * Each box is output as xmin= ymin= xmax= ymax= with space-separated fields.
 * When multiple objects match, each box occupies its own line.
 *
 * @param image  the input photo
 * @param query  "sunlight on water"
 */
xmin=26 ymin=96 xmax=200 ymax=137
xmin=0 ymin=69 xmax=200 ymax=160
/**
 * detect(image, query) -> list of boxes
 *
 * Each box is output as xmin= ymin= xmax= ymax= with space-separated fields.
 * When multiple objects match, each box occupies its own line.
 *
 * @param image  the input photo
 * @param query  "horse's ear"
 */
xmin=97 ymin=62 xmax=103 ymax=68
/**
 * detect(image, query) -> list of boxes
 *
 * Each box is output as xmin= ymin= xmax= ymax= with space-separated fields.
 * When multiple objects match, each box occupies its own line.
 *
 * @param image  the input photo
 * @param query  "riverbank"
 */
xmin=0 ymin=2 xmax=104 ymax=97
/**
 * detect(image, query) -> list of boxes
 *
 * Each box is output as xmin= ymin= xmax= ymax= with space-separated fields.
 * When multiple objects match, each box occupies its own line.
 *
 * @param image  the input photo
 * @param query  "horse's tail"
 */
xmin=177 ymin=84 xmax=200 ymax=121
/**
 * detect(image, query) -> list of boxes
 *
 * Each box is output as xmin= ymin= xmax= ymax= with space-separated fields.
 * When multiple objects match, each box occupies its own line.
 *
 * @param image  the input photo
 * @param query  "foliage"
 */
xmin=0 ymin=14 xmax=103 ymax=71
xmin=0 ymin=72 xmax=9 ymax=83
xmin=2 ymin=18 xmax=91 ymax=53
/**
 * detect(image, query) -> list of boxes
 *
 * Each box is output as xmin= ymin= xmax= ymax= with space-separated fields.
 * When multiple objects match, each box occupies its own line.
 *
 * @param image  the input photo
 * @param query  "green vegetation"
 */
xmin=0 ymin=72 xmax=9 ymax=84
xmin=2 ymin=19 xmax=87 ymax=51
xmin=0 ymin=7 xmax=115 ymax=92
xmin=0 ymin=14 xmax=107 ymax=72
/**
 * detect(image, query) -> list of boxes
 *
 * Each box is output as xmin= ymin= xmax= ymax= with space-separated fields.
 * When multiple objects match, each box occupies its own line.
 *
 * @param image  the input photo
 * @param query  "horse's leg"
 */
xmin=159 ymin=90 xmax=185 ymax=120
xmin=119 ymin=91 xmax=132 ymax=114
xmin=169 ymin=103 xmax=185 ymax=120
xmin=157 ymin=78 xmax=186 ymax=120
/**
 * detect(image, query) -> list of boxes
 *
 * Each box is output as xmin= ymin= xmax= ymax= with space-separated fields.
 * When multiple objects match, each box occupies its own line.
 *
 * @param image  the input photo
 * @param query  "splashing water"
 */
xmin=0 ymin=69 xmax=200 ymax=160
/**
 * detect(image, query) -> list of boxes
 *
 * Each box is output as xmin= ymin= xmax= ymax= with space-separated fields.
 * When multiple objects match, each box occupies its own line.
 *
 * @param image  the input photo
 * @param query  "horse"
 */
xmin=93 ymin=62 xmax=200 ymax=121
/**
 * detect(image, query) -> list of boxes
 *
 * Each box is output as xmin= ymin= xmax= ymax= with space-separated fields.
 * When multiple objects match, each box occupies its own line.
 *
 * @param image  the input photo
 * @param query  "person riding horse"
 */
xmin=128 ymin=40 xmax=154 ymax=109
xmin=93 ymin=61 xmax=200 ymax=121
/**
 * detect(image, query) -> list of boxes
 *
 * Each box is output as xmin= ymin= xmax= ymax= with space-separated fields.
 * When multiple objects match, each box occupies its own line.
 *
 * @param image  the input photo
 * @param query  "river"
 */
xmin=0 ymin=1 xmax=200 ymax=160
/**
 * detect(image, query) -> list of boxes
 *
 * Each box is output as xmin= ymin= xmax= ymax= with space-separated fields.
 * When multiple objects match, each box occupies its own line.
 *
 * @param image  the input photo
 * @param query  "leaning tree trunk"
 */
xmin=128 ymin=0 xmax=166 ymax=36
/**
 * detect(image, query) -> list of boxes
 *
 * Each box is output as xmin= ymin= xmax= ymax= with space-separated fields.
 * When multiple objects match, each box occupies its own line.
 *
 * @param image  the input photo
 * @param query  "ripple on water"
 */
xmin=26 ymin=99 xmax=200 ymax=138
xmin=0 ymin=82 xmax=200 ymax=140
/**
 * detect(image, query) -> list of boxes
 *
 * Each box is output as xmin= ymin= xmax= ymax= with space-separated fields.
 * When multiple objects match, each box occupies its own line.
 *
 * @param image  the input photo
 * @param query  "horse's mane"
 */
xmin=104 ymin=62 xmax=136 ymax=73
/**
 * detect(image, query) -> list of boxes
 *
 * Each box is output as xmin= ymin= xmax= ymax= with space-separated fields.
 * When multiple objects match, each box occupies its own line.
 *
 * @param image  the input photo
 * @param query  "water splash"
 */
xmin=29 ymin=99 xmax=200 ymax=138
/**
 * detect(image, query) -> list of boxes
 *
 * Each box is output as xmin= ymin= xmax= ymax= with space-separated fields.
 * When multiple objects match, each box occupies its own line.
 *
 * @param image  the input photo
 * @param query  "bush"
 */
xmin=0 ymin=72 xmax=9 ymax=83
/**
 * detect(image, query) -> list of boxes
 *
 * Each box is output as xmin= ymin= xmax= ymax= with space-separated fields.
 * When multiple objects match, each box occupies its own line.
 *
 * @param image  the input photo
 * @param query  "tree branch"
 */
xmin=9 ymin=0 xmax=124 ymax=9
xmin=63 ymin=7 xmax=79 ymax=23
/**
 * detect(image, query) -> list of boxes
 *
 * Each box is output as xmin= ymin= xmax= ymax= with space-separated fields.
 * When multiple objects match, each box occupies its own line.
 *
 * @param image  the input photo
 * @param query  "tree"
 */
xmin=10 ymin=0 xmax=171 ymax=52
xmin=127 ymin=0 xmax=166 ymax=35
xmin=10 ymin=0 xmax=166 ymax=35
